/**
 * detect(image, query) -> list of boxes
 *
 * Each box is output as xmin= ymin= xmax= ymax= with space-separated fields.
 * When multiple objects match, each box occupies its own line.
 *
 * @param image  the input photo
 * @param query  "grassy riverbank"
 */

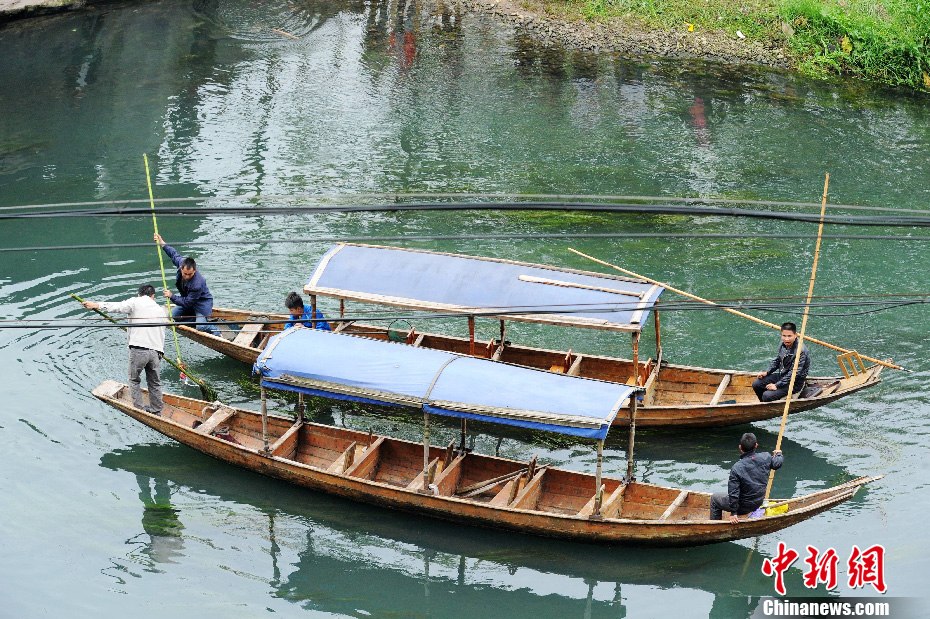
xmin=545 ymin=0 xmax=929 ymax=91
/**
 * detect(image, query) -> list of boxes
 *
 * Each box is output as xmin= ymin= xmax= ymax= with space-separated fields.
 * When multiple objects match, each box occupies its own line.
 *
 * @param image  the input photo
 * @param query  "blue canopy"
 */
xmin=305 ymin=244 xmax=664 ymax=332
xmin=253 ymin=328 xmax=637 ymax=440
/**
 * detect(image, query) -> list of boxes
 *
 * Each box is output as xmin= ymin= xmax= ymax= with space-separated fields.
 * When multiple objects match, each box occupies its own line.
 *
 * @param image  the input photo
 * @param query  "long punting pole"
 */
xmin=765 ymin=174 xmax=830 ymax=502
xmin=567 ymin=249 xmax=903 ymax=371
xmin=468 ymin=316 xmax=476 ymax=356
xmin=141 ymin=155 xmax=216 ymax=402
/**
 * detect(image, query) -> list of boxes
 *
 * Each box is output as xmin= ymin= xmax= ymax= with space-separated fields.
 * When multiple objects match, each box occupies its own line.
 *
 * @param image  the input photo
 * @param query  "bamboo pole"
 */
xmin=764 ymin=174 xmax=830 ymax=502
xmin=144 ymin=155 xmax=186 ymax=371
xmin=567 ymin=249 xmax=903 ymax=371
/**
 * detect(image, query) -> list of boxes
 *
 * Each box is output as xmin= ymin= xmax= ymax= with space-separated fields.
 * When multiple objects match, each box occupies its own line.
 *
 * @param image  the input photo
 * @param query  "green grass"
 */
xmin=779 ymin=0 xmax=930 ymax=90
xmin=548 ymin=0 xmax=930 ymax=91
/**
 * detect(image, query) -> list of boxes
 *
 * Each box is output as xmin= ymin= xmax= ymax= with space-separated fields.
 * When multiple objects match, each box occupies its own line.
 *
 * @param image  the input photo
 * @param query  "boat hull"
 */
xmin=179 ymin=308 xmax=883 ymax=428
xmin=93 ymin=380 xmax=879 ymax=546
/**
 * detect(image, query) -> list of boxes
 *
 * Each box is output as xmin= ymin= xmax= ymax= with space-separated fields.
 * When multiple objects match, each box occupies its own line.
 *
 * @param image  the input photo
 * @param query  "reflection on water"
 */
xmin=102 ymin=442 xmax=827 ymax=618
xmin=133 ymin=475 xmax=185 ymax=568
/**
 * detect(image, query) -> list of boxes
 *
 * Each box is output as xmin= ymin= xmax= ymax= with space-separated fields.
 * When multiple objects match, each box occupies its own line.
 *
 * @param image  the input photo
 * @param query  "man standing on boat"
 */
xmin=154 ymin=233 xmax=219 ymax=336
xmin=82 ymin=285 xmax=167 ymax=414
xmin=752 ymin=322 xmax=810 ymax=402
xmin=284 ymin=292 xmax=331 ymax=330
xmin=710 ymin=432 xmax=783 ymax=522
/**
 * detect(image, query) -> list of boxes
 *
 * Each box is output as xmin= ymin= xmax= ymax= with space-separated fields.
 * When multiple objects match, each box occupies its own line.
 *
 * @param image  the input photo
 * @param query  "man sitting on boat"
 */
xmin=284 ymin=292 xmax=331 ymax=331
xmin=710 ymin=432 xmax=783 ymax=522
xmin=82 ymin=284 xmax=167 ymax=414
xmin=154 ymin=233 xmax=219 ymax=336
xmin=752 ymin=322 xmax=810 ymax=402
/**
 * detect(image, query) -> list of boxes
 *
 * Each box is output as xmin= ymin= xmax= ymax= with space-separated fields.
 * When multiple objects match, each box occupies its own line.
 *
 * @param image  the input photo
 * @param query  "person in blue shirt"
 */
xmin=284 ymin=291 xmax=331 ymax=331
xmin=154 ymin=233 xmax=219 ymax=336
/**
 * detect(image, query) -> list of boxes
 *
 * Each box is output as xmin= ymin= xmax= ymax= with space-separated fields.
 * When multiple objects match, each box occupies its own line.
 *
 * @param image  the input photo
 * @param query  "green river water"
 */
xmin=1 ymin=0 xmax=929 ymax=617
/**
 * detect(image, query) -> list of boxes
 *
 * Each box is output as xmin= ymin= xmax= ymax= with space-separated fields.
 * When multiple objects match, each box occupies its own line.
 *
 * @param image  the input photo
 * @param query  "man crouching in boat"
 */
xmin=154 ymin=233 xmax=220 ymax=336
xmin=284 ymin=292 xmax=331 ymax=330
xmin=82 ymin=284 xmax=167 ymax=414
xmin=752 ymin=322 xmax=810 ymax=402
xmin=710 ymin=432 xmax=783 ymax=522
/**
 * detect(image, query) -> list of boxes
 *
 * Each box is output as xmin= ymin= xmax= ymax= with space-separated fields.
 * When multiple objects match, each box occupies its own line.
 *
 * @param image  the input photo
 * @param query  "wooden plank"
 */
xmin=411 ymin=333 xmax=425 ymax=348
xmin=433 ymin=455 xmax=466 ymax=496
xmin=197 ymin=407 xmax=236 ymax=435
xmin=511 ymin=471 xmax=546 ymax=510
xmin=270 ymin=420 xmax=303 ymax=457
xmin=344 ymin=436 xmax=385 ymax=478
xmin=601 ymin=483 xmax=628 ymax=518
xmin=566 ymin=355 xmax=583 ymax=376
xmin=576 ymin=484 xmax=604 ymax=518
xmin=659 ymin=490 xmax=690 ymax=520
xmin=709 ymin=374 xmax=733 ymax=406
xmin=406 ymin=457 xmax=440 ymax=490
xmin=232 ymin=323 xmax=263 ymax=347
xmin=325 ymin=441 xmax=357 ymax=474
xmin=489 ymin=478 xmax=518 ymax=506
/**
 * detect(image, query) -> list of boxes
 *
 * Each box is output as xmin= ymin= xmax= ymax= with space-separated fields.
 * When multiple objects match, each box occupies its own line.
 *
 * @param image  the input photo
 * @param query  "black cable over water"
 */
xmin=3 ymin=193 xmax=929 ymax=215
xmin=6 ymin=297 xmax=929 ymax=330
xmin=4 ymin=202 xmax=930 ymax=227
xmin=5 ymin=232 xmax=930 ymax=253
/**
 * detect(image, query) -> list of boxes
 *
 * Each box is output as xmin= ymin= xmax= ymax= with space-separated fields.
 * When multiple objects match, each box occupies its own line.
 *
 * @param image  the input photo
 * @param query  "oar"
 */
xmin=566 ymin=251 xmax=903 ymax=371
xmin=70 ymin=292 xmax=217 ymax=401
xmin=763 ymin=174 xmax=831 ymax=505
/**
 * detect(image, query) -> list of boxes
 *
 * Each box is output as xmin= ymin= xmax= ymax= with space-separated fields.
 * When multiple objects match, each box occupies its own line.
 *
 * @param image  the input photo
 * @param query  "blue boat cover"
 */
xmin=305 ymin=244 xmax=664 ymax=332
xmin=253 ymin=328 xmax=637 ymax=439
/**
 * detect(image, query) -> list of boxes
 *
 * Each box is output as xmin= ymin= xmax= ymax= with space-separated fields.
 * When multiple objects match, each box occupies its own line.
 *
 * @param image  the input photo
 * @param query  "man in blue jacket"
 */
xmin=710 ymin=432 xmax=783 ymax=522
xmin=154 ymin=233 xmax=219 ymax=336
xmin=284 ymin=291 xmax=331 ymax=330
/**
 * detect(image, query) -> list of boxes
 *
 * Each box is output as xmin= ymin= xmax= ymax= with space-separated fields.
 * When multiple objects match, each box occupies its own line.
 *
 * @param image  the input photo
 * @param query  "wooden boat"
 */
xmin=176 ymin=241 xmax=884 ymax=427
xmin=92 ymin=379 xmax=879 ymax=546
xmin=93 ymin=326 xmax=880 ymax=545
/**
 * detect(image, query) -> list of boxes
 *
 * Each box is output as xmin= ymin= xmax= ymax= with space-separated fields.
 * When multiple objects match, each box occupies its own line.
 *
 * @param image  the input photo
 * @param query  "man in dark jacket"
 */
xmin=154 ymin=233 xmax=219 ymax=336
xmin=752 ymin=322 xmax=810 ymax=402
xmin=710 ymin=432 xmax=783 ymax=521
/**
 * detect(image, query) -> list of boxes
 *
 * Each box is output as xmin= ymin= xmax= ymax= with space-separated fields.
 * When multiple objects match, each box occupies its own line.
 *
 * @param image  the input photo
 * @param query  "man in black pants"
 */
xmin=752 ymin=322 xmax=810 ymax=402
xmin=710 ymin=432 xmax=783 ymax=521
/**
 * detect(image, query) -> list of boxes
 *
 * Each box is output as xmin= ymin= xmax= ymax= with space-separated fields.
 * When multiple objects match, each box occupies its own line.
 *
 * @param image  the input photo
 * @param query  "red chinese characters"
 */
xmin=762 ymin=541 xmax=800 ymax=595
xmin=848 ymin=544 xmax=887 ymax=593
xmin=803 ymin=545 xmax=839 ymax=590
xmin=763 ymin=543 xmax=888 ymax=595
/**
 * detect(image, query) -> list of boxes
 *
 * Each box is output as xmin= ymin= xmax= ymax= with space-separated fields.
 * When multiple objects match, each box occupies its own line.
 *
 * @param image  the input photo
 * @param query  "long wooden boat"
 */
xmin=179 ymin=303 xmax=882 ymax=427
xmin=92 ymin=379 xmax=879 ymax=546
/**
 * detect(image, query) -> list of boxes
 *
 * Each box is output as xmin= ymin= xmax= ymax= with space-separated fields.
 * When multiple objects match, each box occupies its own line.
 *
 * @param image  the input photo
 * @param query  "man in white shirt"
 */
xmin=83 ymin=285 xmax=168 ymax=414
